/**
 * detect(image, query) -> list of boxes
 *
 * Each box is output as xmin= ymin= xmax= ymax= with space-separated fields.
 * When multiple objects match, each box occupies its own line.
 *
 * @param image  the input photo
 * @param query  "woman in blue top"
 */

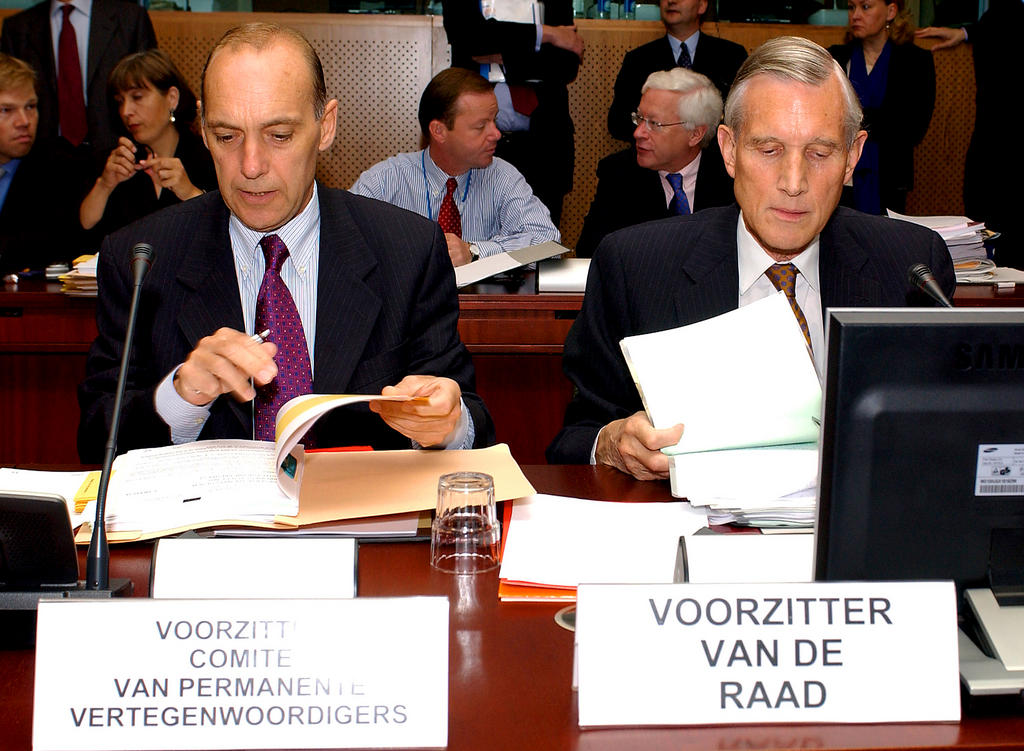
xmin=829 ymin=0 xmax=935 ymax=215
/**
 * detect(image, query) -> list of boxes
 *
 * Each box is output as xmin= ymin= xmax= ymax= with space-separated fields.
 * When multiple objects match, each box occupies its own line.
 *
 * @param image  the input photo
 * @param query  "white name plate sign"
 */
xmin=33 ymin=597 xmax=448 ymax=750
xmin=575 ymin=581 xmax=960 ymax=727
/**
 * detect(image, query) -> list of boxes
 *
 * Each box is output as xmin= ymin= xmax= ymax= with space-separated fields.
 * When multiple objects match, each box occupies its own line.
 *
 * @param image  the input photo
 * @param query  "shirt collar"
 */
xmin=736 ymin=210 xmax=821 ymax=294
xmin=51 ymin=0 xmax=91 ymax=21
xmin=658 ymin=150 xmax=702 ymax=182
xmin=423 ymin=146 xmax=468 ymax=193
xmin=230 ymin=187 xmax=320 ymax=273
xmin=0 ymin=158 xmax=22 ymax=179
xmin=666 ymin=29 xmax=700 ymax=61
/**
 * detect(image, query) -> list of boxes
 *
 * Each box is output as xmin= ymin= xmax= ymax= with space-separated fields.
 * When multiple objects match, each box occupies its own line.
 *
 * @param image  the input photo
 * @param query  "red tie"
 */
xmin=253 ymin=235 xmax=314 ymax=444
xmin=765 ymin=263 xmax=812 ymax=351
xmin=437 ymin=177 xmax=462 ymax=238
xmin=57 ymin=4 xmax=87 ymax=146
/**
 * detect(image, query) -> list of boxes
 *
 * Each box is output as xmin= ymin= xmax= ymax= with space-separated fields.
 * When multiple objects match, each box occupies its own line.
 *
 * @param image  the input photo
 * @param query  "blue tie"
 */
xmin=677 ymin=43 xmax=692 ymax=68
xmin=666 ymin=173 xmax=690 ymax=215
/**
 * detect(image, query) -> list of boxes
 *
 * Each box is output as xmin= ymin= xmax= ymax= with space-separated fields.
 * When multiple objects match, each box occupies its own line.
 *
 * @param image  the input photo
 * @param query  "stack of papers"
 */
xmin=620 ymin=292 xmax=821 ymax=455
xmin=669 ymin=443 xmax=818 ymax=528
xmin=497 ymin=494 xmax=707 ymax=601
xmin=888 ymin=211 xmax=989 ymax=279
xmin=59 ymin=253 xmax=98 ymax=296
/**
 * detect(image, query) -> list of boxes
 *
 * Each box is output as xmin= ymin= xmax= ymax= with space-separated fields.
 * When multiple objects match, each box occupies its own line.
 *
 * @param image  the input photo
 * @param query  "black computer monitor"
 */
xmin=814 ymin=308 xmax=1024 ymax=609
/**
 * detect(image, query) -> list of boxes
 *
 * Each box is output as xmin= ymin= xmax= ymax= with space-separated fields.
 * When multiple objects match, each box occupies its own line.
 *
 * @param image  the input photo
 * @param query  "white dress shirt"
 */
xmin=736 ymin=211 xmax=825 ymax=376
xmin=49 ymin=0 xmax=90 ymax=104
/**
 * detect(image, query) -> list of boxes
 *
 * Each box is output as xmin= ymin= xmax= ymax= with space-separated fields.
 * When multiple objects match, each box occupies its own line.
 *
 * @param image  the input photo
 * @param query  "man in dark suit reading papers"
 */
xmin=546 ymin=36 xmax=954 ymax=481
xmin=77 ymin=23 xmax=494 ymax=462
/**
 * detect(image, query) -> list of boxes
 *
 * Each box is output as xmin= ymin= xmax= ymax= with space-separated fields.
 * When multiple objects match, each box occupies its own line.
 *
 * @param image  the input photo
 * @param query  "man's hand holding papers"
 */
xmin=595 ymin=413 xmax=683 ymax=481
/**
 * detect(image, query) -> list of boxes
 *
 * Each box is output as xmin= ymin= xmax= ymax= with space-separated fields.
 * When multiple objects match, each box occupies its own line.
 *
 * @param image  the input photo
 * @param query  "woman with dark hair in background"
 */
xmin=79 ymin=49 xmax=215 ymax=238
xmin=830 ymin=0 xmax=934 ymax=214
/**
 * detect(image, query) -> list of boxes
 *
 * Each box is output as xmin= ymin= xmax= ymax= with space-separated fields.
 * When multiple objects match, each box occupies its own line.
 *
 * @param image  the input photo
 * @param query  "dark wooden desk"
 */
xmin=0 ymin=279 xmax=579 ymax=466
xmin=1 ymin=465 xmax=1023 ymax=750
xmin=4 ymin=279 xmax=1024 ymax=467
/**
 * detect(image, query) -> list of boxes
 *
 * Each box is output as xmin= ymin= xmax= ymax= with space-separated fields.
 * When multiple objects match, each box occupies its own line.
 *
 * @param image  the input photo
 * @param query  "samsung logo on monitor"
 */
xmin=954 ymin=343 xmax=1024 ymax=371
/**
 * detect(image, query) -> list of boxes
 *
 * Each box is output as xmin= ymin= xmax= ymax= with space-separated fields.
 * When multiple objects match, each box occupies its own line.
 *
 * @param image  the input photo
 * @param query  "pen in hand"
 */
xmin=251 ymin=329 xmax=271 ymax=345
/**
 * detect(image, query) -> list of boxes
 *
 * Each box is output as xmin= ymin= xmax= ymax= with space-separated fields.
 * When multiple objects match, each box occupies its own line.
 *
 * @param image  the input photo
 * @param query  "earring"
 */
xmin=169 ymin=109 xmax=176 ymax=124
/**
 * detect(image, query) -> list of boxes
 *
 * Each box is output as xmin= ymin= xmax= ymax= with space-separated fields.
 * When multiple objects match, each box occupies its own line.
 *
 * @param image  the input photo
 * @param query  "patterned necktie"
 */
xmin=57 ymin=4 xmax=87 ymax=146
xmin=765 ymin=263 xmax=812 ymax=351
xmin=437 ymin=177 xmax=462 ymax=238
xmin=253 ymin=234 xmax=314 ymax=443
xmin=677 ymin=43 xmax=692 ymax=68
xmin=665 ymin=172 xmax=691 ymax=215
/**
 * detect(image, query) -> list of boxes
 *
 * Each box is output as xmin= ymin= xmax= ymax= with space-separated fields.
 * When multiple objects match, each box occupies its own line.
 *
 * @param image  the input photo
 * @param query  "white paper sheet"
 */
xmin=498 ymin=493 xmax=707 ymax=588
xmin=620 ymin=292 xmax=821 ymax=455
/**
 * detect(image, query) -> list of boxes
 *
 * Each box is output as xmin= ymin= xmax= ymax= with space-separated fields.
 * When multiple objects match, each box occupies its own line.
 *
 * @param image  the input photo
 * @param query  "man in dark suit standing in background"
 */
xmin=78 ymin=23 xmax=494 ymax=462
xmin=0 ymin=51 xmax=80 ymax=273
xmin=548 ymin=36 xmax=954 ymax=480
xmin=441 ymin=0 xmax=583 ymax=225
xmin=0 ymin=0 xmax=156 ymax=160
xmin=576 ymin=67 xmax=732 ymax=257
xmin=608 ymin=0 xmax=747 ymax=142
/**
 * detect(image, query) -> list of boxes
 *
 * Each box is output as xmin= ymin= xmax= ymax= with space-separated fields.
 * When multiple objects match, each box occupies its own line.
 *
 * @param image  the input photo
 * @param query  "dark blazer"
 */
xmin=441 ymin=0 xmax=579 ymax=217
xmin=0 ymin=140 xmax=84 ymax=272
xmin=829 ymin=41 xmax=935 ymax=212
xmin=84 ymin=129 xmax=217 ymax=249
xmin=0 ymin=0 xmax=157 ymax=157
xmin=547 ymin=205 xmax=956 ymax=464
xmin=575 ymin=143 xmax=734 ymax=257
xmin=77 ymin=185 xmax=495 ymax=462
xmin=608 ymin=32 xmax=748 ymax=142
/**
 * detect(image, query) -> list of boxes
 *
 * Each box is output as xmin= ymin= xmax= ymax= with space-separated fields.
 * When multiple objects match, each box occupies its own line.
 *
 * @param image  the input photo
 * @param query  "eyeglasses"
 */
xmin=631 ymin=111 xmax=692 ymax=133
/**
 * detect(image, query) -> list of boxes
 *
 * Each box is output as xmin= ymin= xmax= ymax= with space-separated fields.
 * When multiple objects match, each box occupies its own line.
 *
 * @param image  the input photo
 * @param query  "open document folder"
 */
xmin=619 ymin=292 xmax=821 ymax=455
xmin=43 ymin=392 xmax=534 ymax=542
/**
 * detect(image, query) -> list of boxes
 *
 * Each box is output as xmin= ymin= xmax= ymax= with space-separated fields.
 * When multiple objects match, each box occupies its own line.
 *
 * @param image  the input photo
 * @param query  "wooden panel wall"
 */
xmin=0 ymin=11 xmax=974 ymax=248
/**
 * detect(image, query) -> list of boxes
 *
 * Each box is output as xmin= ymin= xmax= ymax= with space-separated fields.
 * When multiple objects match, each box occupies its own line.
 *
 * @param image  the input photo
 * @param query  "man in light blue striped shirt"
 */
xmin=351 ymin=68 xmax=559 ymax=268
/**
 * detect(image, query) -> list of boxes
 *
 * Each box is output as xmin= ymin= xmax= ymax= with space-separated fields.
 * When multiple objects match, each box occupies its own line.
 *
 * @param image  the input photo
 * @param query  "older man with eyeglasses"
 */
xmin=576 ymin=67 xmax=734 ymax=257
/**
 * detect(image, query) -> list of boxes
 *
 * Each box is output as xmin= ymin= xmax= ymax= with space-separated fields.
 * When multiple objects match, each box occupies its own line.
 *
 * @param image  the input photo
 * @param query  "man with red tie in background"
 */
xmin=1 ymin=0 xmax=156 ymax=160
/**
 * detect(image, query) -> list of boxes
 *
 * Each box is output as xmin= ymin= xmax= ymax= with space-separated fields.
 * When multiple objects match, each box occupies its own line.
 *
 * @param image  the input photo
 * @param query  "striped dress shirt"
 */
xmin=350 ymin=147 xmax=559 ymax=257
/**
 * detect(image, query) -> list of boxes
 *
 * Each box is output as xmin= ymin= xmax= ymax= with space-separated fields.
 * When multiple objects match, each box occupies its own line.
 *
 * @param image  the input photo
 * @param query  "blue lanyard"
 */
xmin=422 ymin=149 xmax=472 ymax=220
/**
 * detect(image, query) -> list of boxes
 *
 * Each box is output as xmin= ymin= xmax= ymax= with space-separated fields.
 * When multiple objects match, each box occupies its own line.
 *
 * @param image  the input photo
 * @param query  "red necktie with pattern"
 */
xmin=764 ymin=263 xmax=812 ymax=351
xmin=57 ymin=4 xmax=87 ymax=146
xmin=253 ymin=234 xmax=314 ymax=443
xmin=437 ymin=177 xmax=462 ymax=238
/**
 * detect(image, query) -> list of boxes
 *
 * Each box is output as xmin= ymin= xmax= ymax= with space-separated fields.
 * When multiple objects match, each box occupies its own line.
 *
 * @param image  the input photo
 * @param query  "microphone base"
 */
xmin=0 ymin=578 xmax=133 ymax=649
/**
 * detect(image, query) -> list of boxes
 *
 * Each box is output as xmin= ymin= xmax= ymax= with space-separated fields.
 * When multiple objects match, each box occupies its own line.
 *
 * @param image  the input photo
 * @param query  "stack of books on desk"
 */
xmin=58 ymin=254 xmax=98 ymax=297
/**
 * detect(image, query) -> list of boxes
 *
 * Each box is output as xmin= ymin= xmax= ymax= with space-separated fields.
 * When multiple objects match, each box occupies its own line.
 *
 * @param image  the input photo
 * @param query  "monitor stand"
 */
xmin=959 ymin=588 xmax=1024 ymax=696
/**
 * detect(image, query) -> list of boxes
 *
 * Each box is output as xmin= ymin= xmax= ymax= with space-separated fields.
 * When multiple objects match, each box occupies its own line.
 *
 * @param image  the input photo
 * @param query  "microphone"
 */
xmin=86 ymin=243 xmax=155 ymax=590
xmin=907 ymin=263 xmax=953 ymax=309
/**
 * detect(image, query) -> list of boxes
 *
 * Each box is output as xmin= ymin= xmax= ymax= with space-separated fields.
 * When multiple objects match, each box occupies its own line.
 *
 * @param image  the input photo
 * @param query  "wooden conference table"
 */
xmin=2 ymin=465 xmax=1023 ymax=751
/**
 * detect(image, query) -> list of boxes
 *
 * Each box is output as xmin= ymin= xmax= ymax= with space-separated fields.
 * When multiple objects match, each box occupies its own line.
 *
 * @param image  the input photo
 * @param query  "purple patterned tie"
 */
xmin=253 ymin=234 xmax=313 ymax=443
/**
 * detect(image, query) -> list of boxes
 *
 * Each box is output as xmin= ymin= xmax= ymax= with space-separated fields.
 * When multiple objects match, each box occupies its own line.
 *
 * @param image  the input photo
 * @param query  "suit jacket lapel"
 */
xmin=28 ymin=4 xmax=57 ymax=100
xmin=86 ymin=0 xmax=115 ymax=91
xmin=173 ymin=197 xmax=250 ymax=432
xmin=673 ymin=206 xmax=740 ymax=322
xmin=819 ymin=212 xmax=882 ymax=307
xmin=658 ymin=35 xmax=677 ymax=68
xmin=312 ymin=186 xmax=382 ymax=393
